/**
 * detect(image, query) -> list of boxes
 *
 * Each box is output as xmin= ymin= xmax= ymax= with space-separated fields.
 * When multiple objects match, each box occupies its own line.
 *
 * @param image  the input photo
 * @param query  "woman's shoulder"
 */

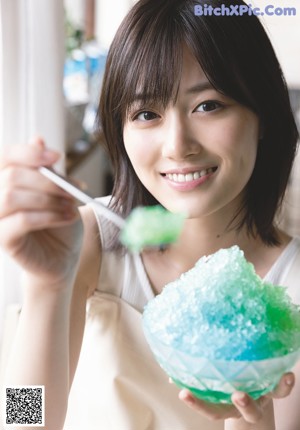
xmin=89 ymin=195 xmax=121 ymax=251
xmin=76 ymin=204 xmax=103 ymax=297
xmin=287 ymin=236 xmax=300 ymax=267
xmin=81 ymin=197 xmax=129 ymax=298
xmin=290 ymin=235 xmax=300 ymax=250
xmin=273 ymin=232 xmax=300 ymax=270
xmin=280 ymin=236 xmax=300 ymax=304
xmin=281 ymin=235 xmax=300 ymax=264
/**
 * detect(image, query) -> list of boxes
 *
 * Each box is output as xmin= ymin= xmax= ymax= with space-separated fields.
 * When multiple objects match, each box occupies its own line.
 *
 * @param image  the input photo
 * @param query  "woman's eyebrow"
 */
xmin=186 ymin=82 xmax=214 ymax=94
xmin=131 ymin=93 xmax=146 ymax=101
xmin=128 ymin=82 xmax=215 ymax=109
xmin=130 ymin=93 xmax=156 ymax=104
xmin=128 ymin=95 xmax=157 ymax=109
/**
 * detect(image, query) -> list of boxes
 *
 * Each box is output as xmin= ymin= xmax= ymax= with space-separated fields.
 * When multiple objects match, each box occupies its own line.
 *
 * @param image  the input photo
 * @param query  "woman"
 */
xmin=1 ymin=0 xmax=299 ymax=429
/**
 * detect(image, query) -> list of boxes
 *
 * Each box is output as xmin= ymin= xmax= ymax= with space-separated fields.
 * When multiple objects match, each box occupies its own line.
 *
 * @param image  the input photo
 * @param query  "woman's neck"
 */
xmin=142 ymin=215 xmax=291 ymax=294
xmin=173 ymin=215 xmax=247 ymax=256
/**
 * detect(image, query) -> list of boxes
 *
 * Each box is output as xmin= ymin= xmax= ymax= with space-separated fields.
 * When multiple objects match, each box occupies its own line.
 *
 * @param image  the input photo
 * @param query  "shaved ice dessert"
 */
xmin=120 ymin=205 xmax=185 ymax=251
xmin=143 ymin=246 xmax=300 ymax=403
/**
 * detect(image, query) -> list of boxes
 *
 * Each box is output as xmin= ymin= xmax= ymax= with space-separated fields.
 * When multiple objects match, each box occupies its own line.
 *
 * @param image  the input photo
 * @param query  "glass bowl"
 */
xmin=143 ymin=324 xmax=300 ymax=403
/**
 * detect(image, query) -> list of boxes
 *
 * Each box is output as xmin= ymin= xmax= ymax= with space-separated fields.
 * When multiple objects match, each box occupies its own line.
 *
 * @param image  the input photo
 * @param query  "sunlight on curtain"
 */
xmin=0 ymin=0 xmax=65 ymax=342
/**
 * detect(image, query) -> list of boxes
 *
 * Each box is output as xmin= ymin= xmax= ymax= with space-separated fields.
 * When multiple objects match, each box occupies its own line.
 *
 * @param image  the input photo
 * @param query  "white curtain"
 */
xmin=0 ymin=0 xmax=65 ymax=342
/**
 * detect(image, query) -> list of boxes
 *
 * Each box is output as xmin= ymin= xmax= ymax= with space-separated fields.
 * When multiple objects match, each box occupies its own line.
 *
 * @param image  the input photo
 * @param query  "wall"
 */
xmin=257 ymin=0 xmax=300 ymax=88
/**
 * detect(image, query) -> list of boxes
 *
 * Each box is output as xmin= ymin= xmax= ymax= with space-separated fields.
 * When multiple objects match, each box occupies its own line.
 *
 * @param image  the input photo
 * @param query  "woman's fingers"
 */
xmin=0 ymin=188 xmax=75 ymax=218
xmin=0 ymin=164 xmax=78 ymax=220
xmin=179 ymin=389 xmax=241 ymax=421
xmin=0 ymin=139 xmax=84 ymax=286
xmin=179 ymin=373 xmax=295 ymax=424
xmin=271 ymin=373 xmax=295 ymax=399
xmin=0 ymin=139 xmax=81 ymax=250
xmin=0 ymin=208 xmax=79 ymax=252
xmin=0 ymin=165 xmax=74 ymax=202
xmin=0 ymin=138 xmax=60 ymax=170
xmin=29 ymin=136 xmax=46 ymax=149
xmin=231 ymin=374 xmax=295 ymax=424
xmin=231 ymin=391 xmax=267 ymax=424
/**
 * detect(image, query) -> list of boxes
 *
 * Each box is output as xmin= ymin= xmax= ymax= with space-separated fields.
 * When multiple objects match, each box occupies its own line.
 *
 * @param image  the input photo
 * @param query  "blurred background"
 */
xmin=0 ymin=0 xmax=299 ymax=346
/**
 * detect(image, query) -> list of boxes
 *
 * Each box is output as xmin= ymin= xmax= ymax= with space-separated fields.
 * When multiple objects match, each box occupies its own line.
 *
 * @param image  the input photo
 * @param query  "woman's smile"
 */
xmin=123 ymin=48 xmax=260 ymax=219
xmin=160 ymin=166 xmax=218 ymax=191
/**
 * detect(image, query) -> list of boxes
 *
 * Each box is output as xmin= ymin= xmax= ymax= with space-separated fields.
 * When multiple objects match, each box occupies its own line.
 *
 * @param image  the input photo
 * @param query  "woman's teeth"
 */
xmin=166 ymin=168 xmax=215 ymax=183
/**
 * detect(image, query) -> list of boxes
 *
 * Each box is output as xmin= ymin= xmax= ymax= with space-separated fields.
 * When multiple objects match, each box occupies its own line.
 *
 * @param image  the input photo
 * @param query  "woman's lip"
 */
xmin=162 ymin=167 xmax=217 ymax=191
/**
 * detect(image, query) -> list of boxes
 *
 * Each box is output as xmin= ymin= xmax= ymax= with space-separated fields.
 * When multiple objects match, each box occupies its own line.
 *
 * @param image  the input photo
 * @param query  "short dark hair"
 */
xmin=98 ymin=0 xmax=299 ymax=246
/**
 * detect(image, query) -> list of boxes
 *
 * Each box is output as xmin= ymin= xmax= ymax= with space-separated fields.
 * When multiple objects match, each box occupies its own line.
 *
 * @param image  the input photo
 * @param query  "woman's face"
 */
xmin=123 ymin=48 xmax=260 ymax=221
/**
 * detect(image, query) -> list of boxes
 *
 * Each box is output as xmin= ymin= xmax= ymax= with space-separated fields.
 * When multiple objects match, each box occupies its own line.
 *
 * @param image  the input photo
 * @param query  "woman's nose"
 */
xmin=161 ymin=113 xmax=201 ymax=160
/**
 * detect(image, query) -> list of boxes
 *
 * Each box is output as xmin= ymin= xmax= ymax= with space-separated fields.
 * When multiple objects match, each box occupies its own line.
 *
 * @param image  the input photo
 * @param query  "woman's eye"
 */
xmin=196 ymin=101 xmax=221 ymax=112
xmin=134 ymin=111 xmax=158 ymax=121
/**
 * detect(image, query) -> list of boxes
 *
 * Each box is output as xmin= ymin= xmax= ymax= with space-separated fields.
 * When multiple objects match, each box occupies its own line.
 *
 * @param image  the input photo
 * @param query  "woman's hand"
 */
xmin=0 ymin=137 xmax=83 ymax=289
xmin=178 ymin=372 xmax=295 ymax=425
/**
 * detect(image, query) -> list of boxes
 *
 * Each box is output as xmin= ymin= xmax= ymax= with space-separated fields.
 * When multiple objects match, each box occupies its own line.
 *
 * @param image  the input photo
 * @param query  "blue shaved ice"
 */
xmin=143 ymin=246 xmax=300 ymax=361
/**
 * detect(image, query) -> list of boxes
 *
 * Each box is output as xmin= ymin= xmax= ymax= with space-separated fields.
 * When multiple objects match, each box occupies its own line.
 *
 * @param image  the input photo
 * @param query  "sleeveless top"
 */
xmin=63 ymin=198 xmax=300 ymax=430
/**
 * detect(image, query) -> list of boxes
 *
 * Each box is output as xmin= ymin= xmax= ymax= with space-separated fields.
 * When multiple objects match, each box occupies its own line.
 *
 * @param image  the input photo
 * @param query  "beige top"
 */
xmin=63 ymin=199 xmax=300 ymax=430
xmin=89 ymin=197 xmax=300 ymax=310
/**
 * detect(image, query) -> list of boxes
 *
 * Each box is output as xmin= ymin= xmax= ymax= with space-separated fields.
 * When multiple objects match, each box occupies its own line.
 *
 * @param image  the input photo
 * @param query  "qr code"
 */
xmin=4 ymin=386 xmax=45 ymax=427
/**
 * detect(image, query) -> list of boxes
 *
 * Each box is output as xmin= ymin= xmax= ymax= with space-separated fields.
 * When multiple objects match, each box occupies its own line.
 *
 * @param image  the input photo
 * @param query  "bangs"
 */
xmin=113 ymin=7 xmax=185 ymax=122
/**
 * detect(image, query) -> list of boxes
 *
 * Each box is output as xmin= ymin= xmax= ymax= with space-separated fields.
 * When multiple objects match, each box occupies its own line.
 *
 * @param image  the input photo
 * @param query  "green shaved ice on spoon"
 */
xmin=39 ymin=167 xmax=185 ymax=251
xmin=120 ymin=205 xmax=186 ymax=252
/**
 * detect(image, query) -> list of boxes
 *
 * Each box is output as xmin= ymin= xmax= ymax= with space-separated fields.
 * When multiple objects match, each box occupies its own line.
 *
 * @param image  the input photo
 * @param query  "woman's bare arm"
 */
xmin=0 ymin=140 xmax=101 ymax=430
